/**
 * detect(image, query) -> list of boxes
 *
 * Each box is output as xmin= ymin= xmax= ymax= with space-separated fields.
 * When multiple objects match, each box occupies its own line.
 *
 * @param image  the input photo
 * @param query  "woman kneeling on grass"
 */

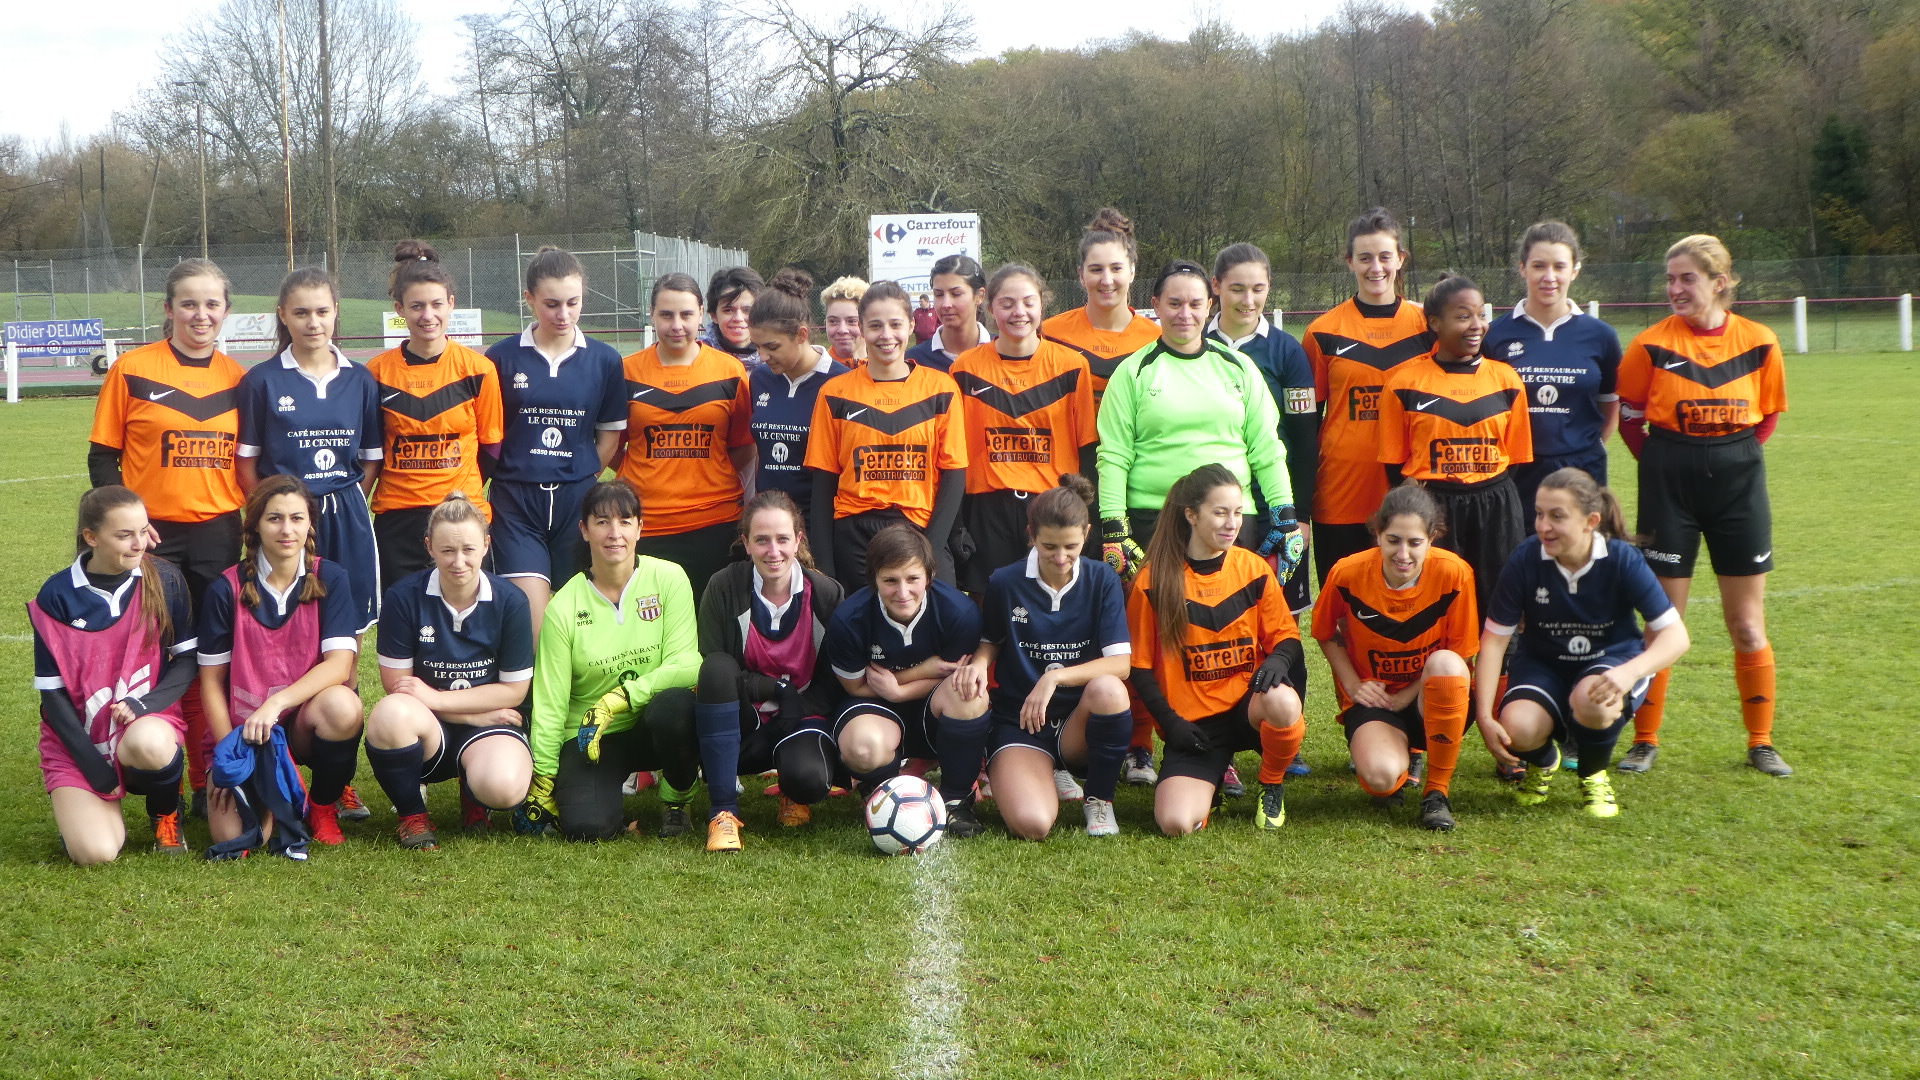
xmin=30 ymin=486 xmax=197 ymax=863
xmin=1127 ymin=464 xmax=1306 ymax=835
xmin=1474 ymin=468 xmax=1690 ymax=818
xmin=198 ymin=475 xmax=365 ymax=848
xmin=940 ymin=475 xmax=1133 ymax=839
xmin=692 ymin=491 xmax=847 ymax=851
xmin=366 ymin=492 xmax=535 ymax=850
xmin=1312 ymin=483 xmax=1477 ymax=831
xmin=522 ymin=481 xmax=701 ymax=841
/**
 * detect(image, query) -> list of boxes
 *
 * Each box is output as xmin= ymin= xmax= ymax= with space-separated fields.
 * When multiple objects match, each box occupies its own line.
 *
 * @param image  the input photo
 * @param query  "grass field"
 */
xmin=1 ymin=357 xmax=1916 ymax=1079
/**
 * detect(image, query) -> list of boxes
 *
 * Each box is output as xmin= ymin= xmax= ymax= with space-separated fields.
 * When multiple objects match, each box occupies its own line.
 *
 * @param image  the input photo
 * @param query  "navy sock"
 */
xmin=306 ymin=734 xmax=362 ymax=806
xmin=1573 ymin=716 xmax=1630 ymax=779
xmin=366 ymin=742 xmax=428 ymax=816
xmin=1514 ymin=741 xmax=1560 ymax=768
xmin=125 ymin=748 xmax=185 ymax=818
xmin=695 ymin=701 xmax=743 ymax=817
xmin=1081 ymin=710 xmax=1131 ymax=802
xmin=934 ymin=711 xmax=991 ymax=803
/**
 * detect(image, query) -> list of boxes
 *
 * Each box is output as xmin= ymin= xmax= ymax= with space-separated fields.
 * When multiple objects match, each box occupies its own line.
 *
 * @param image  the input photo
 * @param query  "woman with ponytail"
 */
xmin=29 ymin=487 xmax=198 ymax=862
xmin=746 ymin=268 xmax=848 ymax=520
xmin=1041 ymin=207 xmax=1160 ymax=399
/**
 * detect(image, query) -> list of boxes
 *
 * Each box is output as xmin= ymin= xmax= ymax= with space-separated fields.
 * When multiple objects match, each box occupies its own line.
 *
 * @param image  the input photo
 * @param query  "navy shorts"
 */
xmin=421 ymin=721 xmax=529 ymax=785
xmin=1503 ymin=651 xmax=1649 ymax=738
xmin=1637 ymin=430 xmax=1772 ymax=578
xmin=491 ymin=476 xmax=596 ymax=582
xmin=314 ymin=484 xmax=379 ymax=633
xmin=984 ymin=690 xmax=1083 ymax=766
xmin=833 ymin=696 xmax=938 ymax=761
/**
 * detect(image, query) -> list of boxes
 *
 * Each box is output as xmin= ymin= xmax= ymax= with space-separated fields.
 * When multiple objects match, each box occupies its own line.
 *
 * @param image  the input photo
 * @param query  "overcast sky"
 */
xmin=2 ymin=0 xmax=1413 ymax=148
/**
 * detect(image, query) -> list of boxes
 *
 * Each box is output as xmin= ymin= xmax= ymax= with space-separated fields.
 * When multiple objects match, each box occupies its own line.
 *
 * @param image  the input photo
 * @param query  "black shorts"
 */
xmin=637 ymin=520 xmax=740 ymax=600
xmin=832 ymin=509 xmax=913 ymax=591
xmin=832 ymin=696 xmax=939 ymax=761
xmin=1511 ymin=446 xmax=1609 ymax=520
xmin=1313 ymin=521 xmax=1374 ymax=589
xmin=960 ymin=489 xmax=1039 ymax=593
xmin=421 ymin=721 xmax=529 ymax=785
xmin=1339 ymin=702 xmax=1426 ymax=750
xmin=1504 ymin=652 xmax=1649 ymax=739
xmin=153 ymin=511 xmax=241 ymax=605
xmin=375 ymin=505 xmax=437 ymax=593
xmin=1637 ymin=430 xmax=1772 ymax=578
xmin=984 ymin=690 xmax=1083 ymax=766
xmin=1157 ymin=639 xmax=1306 ymax=784
xmin=1428 ymin=473 xmax=1526 ymax=611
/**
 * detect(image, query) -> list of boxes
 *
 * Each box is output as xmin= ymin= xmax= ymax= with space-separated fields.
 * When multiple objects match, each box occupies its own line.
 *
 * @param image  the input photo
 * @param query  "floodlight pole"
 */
xmin=172 ymin=80 xmax=208 ymax=259
xmin=319 ymin=0 xmax=339 ymax=273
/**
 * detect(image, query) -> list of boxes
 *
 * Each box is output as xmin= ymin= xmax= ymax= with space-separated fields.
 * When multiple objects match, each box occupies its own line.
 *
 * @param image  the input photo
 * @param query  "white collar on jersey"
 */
xmin=1540 ymin=532 xmax=1610 ymax=592
xmin=1205 ymin=312 xmax=1272 ymax=350
xmin=1024 ymin=547 xmax=1081 ymax=611
xmin=879 ymin=592 xmax=930 ymax=647
xmin=275 ymin=343 xmax=354 ymax=395
xmin=518 ymin=325 xmax=588 ymax=372
xmin=1512 ymin=300 xmax=1580 ymax=337
xmin=751 ymin=562 xmax=805 ymax=632
xmin=67 ymin=554 xmax=142 ymax=617
xmin=253 ymin=551 xmax=312 ymax=617
xmin=426 ymin=567 xmax=494 ymax=630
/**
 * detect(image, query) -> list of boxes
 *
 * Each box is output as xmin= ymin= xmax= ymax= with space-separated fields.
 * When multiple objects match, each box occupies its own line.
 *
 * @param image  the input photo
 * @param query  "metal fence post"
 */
xmin=1901 ymin=293 xmax=1913 ymax=352
xmin=1793 ymin=296 xmax=1808 ymax=354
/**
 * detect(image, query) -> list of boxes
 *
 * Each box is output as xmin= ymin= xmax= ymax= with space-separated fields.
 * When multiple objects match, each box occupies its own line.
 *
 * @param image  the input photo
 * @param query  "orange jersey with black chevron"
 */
xmin=617 ymin=344 xmax=753 ymax=535
xmin=366 ymin=341 xmax=504 ymax=514
xmin=89 ymin=340 xmax=245 ymax=523
xmin=1312 ymin=546 xmax=1478 ymax=709
xmin=804 ymin=363 xmax=968 ymax=528
xmin=1616 ymin=313 xmax=1787 ymax=438
xmin=1041 ymin=306 xmax=1159 ymax=398
xmin=1304 ymin=298 xmax=1435 ymax=523
xmin=1126 ymin=547 xmax=1301 ymax=720
xmin=1377 ymin=354 xmax=1533 ymax=483
xmin=949 ymin=341 xmax=1096 ymax=494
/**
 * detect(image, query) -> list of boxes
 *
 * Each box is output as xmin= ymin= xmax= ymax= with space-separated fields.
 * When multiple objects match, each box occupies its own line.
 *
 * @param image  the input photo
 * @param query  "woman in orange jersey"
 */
xmin=367 ymin=240 xmax=505 ymax=592
xmin=1303 ymin=207 xmax=1436 ymax=584
xmin=1313 ymin=483 xmax=1476 ymax=831
xmin=1377 ymin=274 xmax=1532 ymax=613
xmin=820 ymin=276 xmax=868 ymax=366
xmin=1127 ymin=464 xmax=1306 ymax=835
xmin=1613 ymin=235 xmax=1790 ymax=777
xmin=949 ymin=264 xmax=1097 ymax=593
xmin=804 ymin=281 xmax=968 ymax=589
xmin=87 ymin=257 xmax=245 ymax=816
xmin=615 ymin=273 xmax=755 ymax=593
xmin=1040 ymin=207 xmax=1160 ymax=398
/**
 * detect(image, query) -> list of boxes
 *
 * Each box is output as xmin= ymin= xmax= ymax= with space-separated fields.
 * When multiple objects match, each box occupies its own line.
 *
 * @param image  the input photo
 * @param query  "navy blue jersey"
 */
xmin=32 ymin=557 xmax=197 ymax=689
xmin=1485 ymin=535 xmax=1677 ymax=666
xmin=826 ymin=579 xmax=981 ymax=681
xmin=1483 ymin=307 xmax=1622 ymax=461
xmin=748 ymin=351 xmax=847 ymax=513
xmin=906 ymin=323 xmax=994 ymax=373
xmin=237 ymin=349 xmax=383 ymax=496
xmin=377 ymin=568 xmax=534 ymax=691
xmin=485 ymin=329 xmax=628 ymax=484
xmin=981 ymin=553 xmax=1130 ymax=711
xmin=1209 ymin=315 xmax=1319 ymax=514
xmin=197 ymin=557 xmax=360 ymax=664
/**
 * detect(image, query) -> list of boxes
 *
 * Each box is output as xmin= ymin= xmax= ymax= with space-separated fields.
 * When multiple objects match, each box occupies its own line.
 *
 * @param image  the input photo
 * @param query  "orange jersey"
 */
xmin=89 ymin=340 xmax=245 ymax=524
xmin=805 ymin=363 xmax=968 ymax=528
xmin=949 ymin=341 xmax=1097 ymax=495
xmin=1616 ymin=313 xmax=1787 ymax=438
xmin=366 ymin=341 xmax=504 ymax=515
xmin=1377 ymin=354 xmax=1533 ymax=483
xmin=1041 ymin=307 xmax=1159 ymax=399
xmin=1126 ymin=547 xmax=1301 ymax=721
xmin=617 ymin=344 xmax=752 ymax=535
xmin=1312 ymin=547 xmax=1478 ymax=709
xmin=1303 ymin=298 xmax=1435 ymax=523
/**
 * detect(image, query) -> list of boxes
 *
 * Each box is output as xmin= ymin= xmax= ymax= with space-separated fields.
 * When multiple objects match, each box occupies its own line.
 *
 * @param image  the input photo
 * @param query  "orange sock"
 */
xmin=1356 ymin=770 xmax=1409 ymax=799
xmin=1257 ymin=720 xmax=1305 ymax=785
xmin=1633 ymin=669 xmax=1673 ymax=745
xmin=1735 ymin=646 xmax=1776 ymax=748
xmin=1130 ymin=699 xmax=1155 ymax=751
xmin=1421 ymin=675 xmax=1470 ymax=796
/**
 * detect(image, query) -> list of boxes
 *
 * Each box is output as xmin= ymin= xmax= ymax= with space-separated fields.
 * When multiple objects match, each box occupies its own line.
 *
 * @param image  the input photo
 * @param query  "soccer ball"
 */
xmin=864 ymin=775 xmax=947 ymax=855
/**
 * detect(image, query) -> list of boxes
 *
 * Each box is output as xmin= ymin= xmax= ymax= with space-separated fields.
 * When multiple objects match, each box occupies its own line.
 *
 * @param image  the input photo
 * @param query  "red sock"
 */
xmin=1735 ymin=646 xmax=1776 ymax=748
xmin=182 ymin=683 xmax=210 ymax=792
xmin=1633 ymin=669 xmax=1673 ymax=745
xmin=1421 ymin=675 xmax=1470 ymax=796
xmin=1256 ymin=720 xmax=1305 ymax=785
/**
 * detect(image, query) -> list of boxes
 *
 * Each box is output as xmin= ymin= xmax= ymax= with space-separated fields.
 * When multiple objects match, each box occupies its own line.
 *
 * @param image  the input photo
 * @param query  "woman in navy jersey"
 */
xmin=692 ymin=490 xmax=847 ymax=850
xmin=237 ymin=267 xmax=384 ymax=633
xmin=484 ymin=246 xmax=630 ymax=638
xmin=366 ymin=492 xmax=535 ymax=850
xmin=1474 ymin=468 xmax=1689 ymax=818
xmin=704 ymin=266 xmax=764 ymax=370
xmin=198 ymin=475 xmax=365 ymax=847
xmin=1481 ymin=221 xmax=1623 ymax=513
xmin=746 ymin=269 xmax=847 ymax=519
xmin=824 ymin=525 xmax=983 ymax=830
xmin=905 ymin=254 xmax=991 ymax=372
xmin=941 ymin=476 xmax=1133 ymax=839
xmin=29 ymin=487 xmax=197 ymax=863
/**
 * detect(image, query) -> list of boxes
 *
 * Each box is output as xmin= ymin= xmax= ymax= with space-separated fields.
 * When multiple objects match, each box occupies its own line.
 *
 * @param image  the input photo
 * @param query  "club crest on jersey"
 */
xmin=419 ymin=625 xmax=436 ymax=642
xmin=636 ymin=594 xmax=662 ymax=622
xmin=1535 ymin=587 xmax=1550 ymax=604
xmin=513 ymin=372 xmax=530 ymax=389
xmin=1284 ymin=387 xmax=1314 ymax=415
xmin=1010 ymin=605 xmax=1030 ymax=624
xmin=276 ymin=395 xmax=296 ymax=412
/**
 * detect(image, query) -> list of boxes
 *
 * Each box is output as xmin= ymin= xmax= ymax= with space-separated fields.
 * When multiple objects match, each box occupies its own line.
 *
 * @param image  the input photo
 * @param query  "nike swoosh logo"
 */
xmin=1335 ymin=343 xmax=1359 ymax=355
xmin=1662 ymin=359 xmax=1689 ymax=369
xmin=149 ymin=390 xmax=177 ymax=401
xmin=1417 ymin=397 xmax=1440 ymax=409
xmin=847 ymin=409 xmax=867 ymax=419
xmin=969 ymin=387 xmax=988 ymax=396
xmin=631 ymin=388 xmax=652 ymax=397
xmin=1753 ymin=550 xmax=1771 ymax=562
xmin=382 ymin=392 xmax=402 ymax=403
xmin=1357 ymin=612 xmax=1378 ymax=620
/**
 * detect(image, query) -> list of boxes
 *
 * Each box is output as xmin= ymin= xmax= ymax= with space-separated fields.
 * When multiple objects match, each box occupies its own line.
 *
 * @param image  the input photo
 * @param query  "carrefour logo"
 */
xmin=878 ymin=223 xmax=908 ymax=243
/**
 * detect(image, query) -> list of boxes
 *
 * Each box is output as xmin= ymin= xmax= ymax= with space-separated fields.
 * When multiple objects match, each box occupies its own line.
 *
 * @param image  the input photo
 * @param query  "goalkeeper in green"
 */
xmin=521 ymin=481 xmax=702 ymax=840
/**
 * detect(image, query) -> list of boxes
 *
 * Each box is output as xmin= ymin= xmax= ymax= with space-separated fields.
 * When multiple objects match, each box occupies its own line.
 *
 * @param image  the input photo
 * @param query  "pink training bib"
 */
xmin=221 ymin=563 xmax=322 ymax=720
xmin=744 ymin=576 xmax=820 ymax=714
xmin=27 ymin=598 xmax=184 ymax=797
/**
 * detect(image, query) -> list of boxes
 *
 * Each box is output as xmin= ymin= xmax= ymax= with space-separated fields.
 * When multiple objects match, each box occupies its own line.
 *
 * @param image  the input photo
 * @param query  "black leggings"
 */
xmin=697 ymin=653 xmax=840 ymax=805
xmin=553 ymin=688 xmax=697 ymax=840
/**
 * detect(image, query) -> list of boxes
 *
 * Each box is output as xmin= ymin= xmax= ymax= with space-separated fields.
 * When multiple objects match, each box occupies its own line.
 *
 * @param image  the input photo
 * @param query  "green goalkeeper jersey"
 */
xmin=530 ymin=557 xmax=701 ymax=775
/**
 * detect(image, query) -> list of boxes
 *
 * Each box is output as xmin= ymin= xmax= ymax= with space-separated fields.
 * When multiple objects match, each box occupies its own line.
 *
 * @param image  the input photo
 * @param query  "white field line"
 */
xmin=0 ymin=633 xmax=31 ymax=643
xmin=894 ymin=842 xmax=969 ymax=1080
xmin=1768 ymin=577 xmax=1919 ymax=600
xmin=1786 ymin=434 xmax=1911 ymax=446
xmin=0 ymin=472 xmax=86 ymax=485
